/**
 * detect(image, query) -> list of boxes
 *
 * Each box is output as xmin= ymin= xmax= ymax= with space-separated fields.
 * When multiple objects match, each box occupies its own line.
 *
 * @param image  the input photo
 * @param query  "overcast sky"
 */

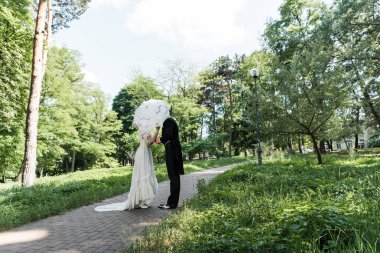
xmin=54 ymin=0 xmax=332 ymax=98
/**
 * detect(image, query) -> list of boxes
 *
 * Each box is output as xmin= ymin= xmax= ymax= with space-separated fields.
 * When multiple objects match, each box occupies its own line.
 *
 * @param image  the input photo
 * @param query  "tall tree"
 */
xmin=70 ymin=82 xmax=122 ymax=171
xmin=38 ymin=46 xmax=82 ymax=175
xmin=212 ymin=55 xmax=244 ymax=157
xmin=37 ymin=46 xmax=122 ymax=175
xmin=21 ymin=0 xmax=49 ymax=186
xmin=21 ymin=0 xmax=91 ymax=186
xmin=112 ymin=74 xmax=164 ymax=164
xmin=158 ymin=58 xmax=198 ymax=98
xmin=264 ymin=0 xmax=350 ymax=164
xmin=113 ymin=74 xmax=164 ymax=133
xmin=199 ymin=69 xmax=223 ymax=136
xmin=158 ymin=58 xmax=207 ymax=144
xmin=199 ymin=55 xmax=244 ymax=157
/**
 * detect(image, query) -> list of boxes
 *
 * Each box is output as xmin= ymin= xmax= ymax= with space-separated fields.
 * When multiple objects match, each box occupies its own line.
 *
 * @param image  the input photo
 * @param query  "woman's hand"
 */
xmin=153 ymin=126 xmax=161 ymax=144
xmin=156 ymin=136 xmax=161 ymax=144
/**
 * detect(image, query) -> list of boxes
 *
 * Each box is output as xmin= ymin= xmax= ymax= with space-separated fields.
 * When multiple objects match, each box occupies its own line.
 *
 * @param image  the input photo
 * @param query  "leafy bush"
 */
xmin=274 ymin=204 xmax=355 ymax=251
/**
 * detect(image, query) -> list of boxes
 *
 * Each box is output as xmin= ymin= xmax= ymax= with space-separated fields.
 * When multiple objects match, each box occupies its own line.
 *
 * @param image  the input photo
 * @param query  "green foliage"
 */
xmin=183 ymin=134 xmax=229 ymax=160
xmin=0 ymin=166 xmax=131 ymax=231
xmin=52 ymin=0 xmax=92 ymax=32
xmin=126 ymin=151 xmax=380 ymax=252
xmin=183 ymin=139 xmax=209 ymax=160
xmin=36 ymin=47 xmax=122 ymax=175
xmin=112 ymin=74 xmax=165 ymax=164
xmin=113 ymin=74 xmax=164 ymax=133
xmin=1 ymin=43 xmax=123 ymax=179
xmin=159 ymin=58 xmax=207 ymax=144
xmin=0 ymin=132 xmax=24 ymax=181
xmin=0 ymin=0 xmax=33 ymax=179
xmin=198 ymin=55 xmax=245 ymax=157
xmin=263 ymin=0 xmax=351 ymax=164
xmin=331 ymin=0 xmax=380 ymax=127
xmin=238 ymin=51 xmax=276 ymax=149
xmin=169 ymin=95 xmax=206 ymax=143
xmin=151 ymin=142 xmax=165 ymax=164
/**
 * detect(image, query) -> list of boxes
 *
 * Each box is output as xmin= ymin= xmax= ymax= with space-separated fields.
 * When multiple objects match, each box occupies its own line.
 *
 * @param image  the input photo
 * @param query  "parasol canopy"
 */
xmin=132 ymin=99 xmax=171 ymax=133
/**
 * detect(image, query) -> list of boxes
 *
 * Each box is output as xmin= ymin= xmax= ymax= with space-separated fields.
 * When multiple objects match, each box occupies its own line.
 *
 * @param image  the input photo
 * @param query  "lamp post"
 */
xmin=250 ymin=68 xmax=262 ymax=167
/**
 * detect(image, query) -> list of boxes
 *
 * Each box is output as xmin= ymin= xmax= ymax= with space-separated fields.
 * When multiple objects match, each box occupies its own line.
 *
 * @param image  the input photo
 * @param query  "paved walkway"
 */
xmin=0 ymin=165 xmax=235 ymax=253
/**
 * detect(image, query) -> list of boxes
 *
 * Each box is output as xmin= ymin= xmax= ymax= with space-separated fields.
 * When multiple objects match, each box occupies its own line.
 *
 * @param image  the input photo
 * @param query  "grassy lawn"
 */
xmin=126 ymin=151 xmax=380 ymax=252
xmin=0 ymin=157 xmax=246 ymax=231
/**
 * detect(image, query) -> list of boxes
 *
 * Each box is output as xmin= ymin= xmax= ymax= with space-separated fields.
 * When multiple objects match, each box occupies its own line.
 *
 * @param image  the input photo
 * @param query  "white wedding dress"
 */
xmin=95 ymin=133 xmax=158 ymax=211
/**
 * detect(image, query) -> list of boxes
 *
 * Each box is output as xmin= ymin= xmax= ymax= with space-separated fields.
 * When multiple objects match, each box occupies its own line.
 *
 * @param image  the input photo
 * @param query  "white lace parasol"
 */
xmin=133 ymin=99 xmax=171 ymax=134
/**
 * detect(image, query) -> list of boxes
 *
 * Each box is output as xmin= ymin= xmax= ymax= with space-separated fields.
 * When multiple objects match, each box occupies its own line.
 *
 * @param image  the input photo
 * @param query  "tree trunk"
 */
xmin=84 ymin=155 xmax=87 ymax=169
xmin=298 ymin=134 xmax=303 ymax=153
xmin=354 ymin=108 xmax=359 ymax=151
xmin=65 ymin=157 xmax=69 ymax=172
xmin=222 ymin=107 xmax=227 ymax=156
xmin=311 ymin=133 xmax=322 ymax=164
xmin=15 ymin=161 xmax=24 ymax=182
xmin=44 ymin=0 xmax=53 ymax=66
xmin=287 ymin=136 xmax=293 ymax=152
xmin=234 ymin=147 xmax=240 ymax=156
xmin=212 ymin=92 xmax=217 ymax=134
xmin=343 ymin=138 xmax=350 ymax=150
xmin=200 ymin=117 xmax=203 ymax=139
xmin=227 ymin=81 xmax=233 ymax=158
xmin=21 ymin=0 xmax=49 ymax=187
xmin=243 ymin=133 xmax=247 ymax=157
xmin=327 ymin=140 xmax=333 ymax=151
xmin=363 ymin=88 xmax=380 ymax=125
xmin=354 ymin=134 xmax=359 ymax=151
xmin=71 ymin=150 xmax=76 ymax=172
xmin=319 ymin=139 xmax=326 ymax=154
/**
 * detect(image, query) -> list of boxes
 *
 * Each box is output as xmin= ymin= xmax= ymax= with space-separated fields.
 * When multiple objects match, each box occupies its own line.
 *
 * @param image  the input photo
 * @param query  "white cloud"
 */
xmin=126 ymin=0 xmax=248 ymax=50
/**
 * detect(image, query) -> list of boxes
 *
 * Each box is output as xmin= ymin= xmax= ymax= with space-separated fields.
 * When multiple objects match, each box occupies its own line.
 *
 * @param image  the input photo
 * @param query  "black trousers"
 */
xmin=165 ymin=148 xmax=180 ymax=207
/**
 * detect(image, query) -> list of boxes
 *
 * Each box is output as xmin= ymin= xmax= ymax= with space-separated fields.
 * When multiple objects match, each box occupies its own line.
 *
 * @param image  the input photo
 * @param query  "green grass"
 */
xmin=126 ymin=151 xmax=380 ymax=252
xmin=0 ymin=157 xmax=245 ymax=231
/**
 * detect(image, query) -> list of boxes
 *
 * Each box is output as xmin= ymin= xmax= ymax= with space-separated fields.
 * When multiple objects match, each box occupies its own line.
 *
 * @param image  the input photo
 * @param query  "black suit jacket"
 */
xmin=161 ymin=118 xmax=184 ymax=175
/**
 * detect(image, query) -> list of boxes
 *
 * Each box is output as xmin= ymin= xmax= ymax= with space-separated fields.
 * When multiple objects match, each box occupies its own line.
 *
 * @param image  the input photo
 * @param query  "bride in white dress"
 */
xmin=95 ymin=129 xmax=159 ymax=211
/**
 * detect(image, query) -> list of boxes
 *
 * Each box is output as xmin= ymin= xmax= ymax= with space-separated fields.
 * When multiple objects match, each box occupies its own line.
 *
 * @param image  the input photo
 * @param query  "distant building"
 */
xmin=332 ymin=131 xmax=370 ymax=150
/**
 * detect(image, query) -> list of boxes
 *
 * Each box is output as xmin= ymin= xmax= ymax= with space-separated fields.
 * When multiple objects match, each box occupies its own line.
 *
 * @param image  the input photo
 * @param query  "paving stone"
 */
xmin=0 ymin=164 xmax=235 ymax=253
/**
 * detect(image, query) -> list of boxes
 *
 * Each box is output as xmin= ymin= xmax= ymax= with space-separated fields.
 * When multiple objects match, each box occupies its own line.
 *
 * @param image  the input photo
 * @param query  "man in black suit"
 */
xmin=156 ymin=117 xmax=184 ymax=209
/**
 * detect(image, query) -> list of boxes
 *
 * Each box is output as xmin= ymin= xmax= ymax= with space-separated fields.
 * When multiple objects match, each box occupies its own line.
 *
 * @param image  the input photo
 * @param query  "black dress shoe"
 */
xmin=158 ymin=204 xmax=177 ymax=209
